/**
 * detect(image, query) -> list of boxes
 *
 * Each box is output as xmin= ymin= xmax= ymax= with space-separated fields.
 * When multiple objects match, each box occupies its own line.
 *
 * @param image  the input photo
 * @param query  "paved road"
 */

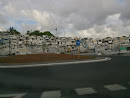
xmin=0 ymin=56 xmax=130 ymax=98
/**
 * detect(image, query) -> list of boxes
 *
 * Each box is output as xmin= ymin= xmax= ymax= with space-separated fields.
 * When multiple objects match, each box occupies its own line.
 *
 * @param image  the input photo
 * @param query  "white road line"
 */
xmin=75 ymin=87 xmax=97 ymax=95
xmin=41 ymin=90 xmax=61 ymax=98
xmin=0 ymin=93 xmax=27 ymax=98
xmin=0 ymin=57 xmax=110 ymax=68
xmin=14 ymin=93 xmax=27 ymax=98
xmin=104 ymin=84 xmax=127 ymax=91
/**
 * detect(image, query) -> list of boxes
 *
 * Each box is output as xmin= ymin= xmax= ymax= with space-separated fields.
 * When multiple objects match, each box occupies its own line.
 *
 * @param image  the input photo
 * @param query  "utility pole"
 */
xmin=55 ymin=27 xmax=58 ymax=37
xmin=9 ymin=36 xmax=11 ymax=55
xmin=64 ymin=31 xmax=65 ymax=37
xmin=113 ymin=33 xmax=114 ymax=38
xmin=78 ymin=45 xmax=80 ymax=59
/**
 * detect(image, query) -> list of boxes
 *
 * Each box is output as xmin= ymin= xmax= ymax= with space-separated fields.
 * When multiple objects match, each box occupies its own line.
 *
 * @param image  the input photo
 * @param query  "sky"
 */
xmin=0 ymin=0 xmax=130 ymax=38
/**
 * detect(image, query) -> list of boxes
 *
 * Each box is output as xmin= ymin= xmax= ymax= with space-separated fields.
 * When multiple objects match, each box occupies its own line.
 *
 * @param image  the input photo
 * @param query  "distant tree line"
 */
xmin=27 ymin=30 xmax=54 ymax=37
xmin=5 ymin=27 xmax=54 ymax=37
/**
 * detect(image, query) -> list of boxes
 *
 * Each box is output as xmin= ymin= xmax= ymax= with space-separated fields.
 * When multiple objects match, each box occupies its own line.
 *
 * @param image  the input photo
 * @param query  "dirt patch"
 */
xmin=0 ymin=54 xmax=95 ymax=64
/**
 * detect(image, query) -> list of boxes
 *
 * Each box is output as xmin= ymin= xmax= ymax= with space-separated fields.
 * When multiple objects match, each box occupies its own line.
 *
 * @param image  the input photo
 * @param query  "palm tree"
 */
xmin=8 ymin=27 xmax=20 ymax=35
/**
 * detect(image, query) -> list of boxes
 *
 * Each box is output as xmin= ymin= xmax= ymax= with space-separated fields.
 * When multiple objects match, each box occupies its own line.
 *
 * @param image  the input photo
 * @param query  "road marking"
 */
xmin=0 ymin=93 xmax=27 ymax=98
xmin=104 ymin=84 xmax=127 ymax=91
xmin=41 ymin=90 xmax=61 ymax=98
xmin=0 ymin=57 xmax=111 ymax=68
xmin=75 ymin=87 xmax=97 ymax=95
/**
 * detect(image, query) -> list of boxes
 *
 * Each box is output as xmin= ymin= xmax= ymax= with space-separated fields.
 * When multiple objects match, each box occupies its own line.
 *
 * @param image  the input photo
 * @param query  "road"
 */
xmin=0 ymin=56 xmax=130 ymax=98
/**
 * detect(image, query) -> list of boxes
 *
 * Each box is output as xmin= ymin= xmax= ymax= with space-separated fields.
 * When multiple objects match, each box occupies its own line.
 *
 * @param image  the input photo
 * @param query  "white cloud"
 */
xmin=0 ymin=26 xmax=5 ymax=32
xmin=106 ymin=14 xmax=122 ymax=27
xmin=21 ymin=9 xmax=57 ymax=30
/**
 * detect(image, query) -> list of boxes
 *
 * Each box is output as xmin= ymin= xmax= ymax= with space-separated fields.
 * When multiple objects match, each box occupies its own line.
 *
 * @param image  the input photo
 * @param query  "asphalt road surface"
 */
xmin=0 ymin=56 xmax=130 ymax=98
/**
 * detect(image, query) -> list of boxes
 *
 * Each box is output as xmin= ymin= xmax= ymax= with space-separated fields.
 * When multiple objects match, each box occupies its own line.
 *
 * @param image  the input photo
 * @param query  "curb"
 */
xmin=0 ymin=57 xmax=111 ymax=68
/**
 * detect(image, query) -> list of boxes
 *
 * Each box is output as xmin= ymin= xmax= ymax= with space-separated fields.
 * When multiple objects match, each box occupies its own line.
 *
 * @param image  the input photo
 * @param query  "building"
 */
xmin=0 ymin=31 xmax=130 ymax=56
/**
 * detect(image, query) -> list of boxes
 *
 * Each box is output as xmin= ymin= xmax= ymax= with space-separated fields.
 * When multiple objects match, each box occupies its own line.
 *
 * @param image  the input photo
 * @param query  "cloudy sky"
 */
xmin=0 ymin=0 xmax=130 ymax=38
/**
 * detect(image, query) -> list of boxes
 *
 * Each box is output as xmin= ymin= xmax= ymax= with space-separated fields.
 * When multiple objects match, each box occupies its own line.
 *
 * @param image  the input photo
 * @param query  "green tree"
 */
xmin=7 ymin=27 xmax=21 ymax=35
xmin=26 ymin=30 xmax=54 ymax=37
xmin=43 ymin=31 xmax=54 ymax=36
xmin=27 ymin=30 xmax=42 ymax=36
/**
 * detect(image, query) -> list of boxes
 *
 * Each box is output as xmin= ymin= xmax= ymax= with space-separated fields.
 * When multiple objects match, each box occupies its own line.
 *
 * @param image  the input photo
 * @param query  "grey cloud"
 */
xmin=0 ymin=13 xmax=8 ymax=24
xmin=0 ymin=0 xmax=130 ymax=37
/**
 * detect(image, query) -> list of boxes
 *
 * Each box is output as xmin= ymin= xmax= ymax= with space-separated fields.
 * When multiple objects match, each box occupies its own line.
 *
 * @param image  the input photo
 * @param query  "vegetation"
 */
xmin=42 ymin=46 xmax=45 ymax=51
xmin=43 ymin=31 xmax=54 ymax=36
xmin=26 ymin=30 xmax=54 ymax=37
xmin=7 ymin=27 xmax=21 ymax=35
xmin=4 ymin=27 xmax=54 ymax=37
